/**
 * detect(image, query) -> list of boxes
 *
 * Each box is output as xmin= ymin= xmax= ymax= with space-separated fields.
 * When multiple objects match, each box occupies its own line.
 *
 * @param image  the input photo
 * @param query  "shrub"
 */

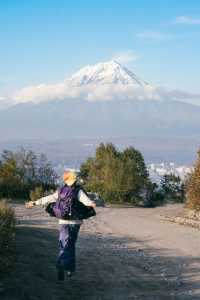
xmin=0 ymin=200 xmax=16 ymax=276
xmin=144 ymin=183 xmax=165 ymax=207
xmin=29 ymin=186 xmax=44 ymax=202
xmin=186 ymin=150 xmax=200 ymax=210
xmin=150 ymin=189 xmax=165 ymax=206
xmin=160 ymin=174 xmax=185 ymax=203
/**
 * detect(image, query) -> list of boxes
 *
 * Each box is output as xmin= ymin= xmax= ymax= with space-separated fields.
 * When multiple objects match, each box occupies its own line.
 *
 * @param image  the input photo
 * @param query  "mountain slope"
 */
xmin=0 ymin=98 xmax=200 ymax=139
xmin=1 ymin=60 xmax=200 ymax=140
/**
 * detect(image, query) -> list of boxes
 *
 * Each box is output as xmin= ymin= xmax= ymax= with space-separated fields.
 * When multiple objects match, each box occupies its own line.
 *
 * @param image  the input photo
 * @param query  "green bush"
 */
xmin=80 ymin=143 xmax=151 ymax=204
xmin=160 ymin=174 xmax=185 ymax=203
xmin=0 ymin=200 xmax=16 ymax=276
xmin=29 ymin=186 xmax=44 ymax=202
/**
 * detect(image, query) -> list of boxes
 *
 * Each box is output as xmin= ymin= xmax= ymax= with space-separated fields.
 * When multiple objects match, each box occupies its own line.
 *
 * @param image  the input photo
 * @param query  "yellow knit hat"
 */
xmin=63 ymin=171 xmax=77 ymax=186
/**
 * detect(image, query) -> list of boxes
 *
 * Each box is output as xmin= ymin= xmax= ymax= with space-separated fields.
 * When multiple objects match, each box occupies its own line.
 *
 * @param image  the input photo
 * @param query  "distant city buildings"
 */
xmin=148 ymin=162 xmax=193 ymax=184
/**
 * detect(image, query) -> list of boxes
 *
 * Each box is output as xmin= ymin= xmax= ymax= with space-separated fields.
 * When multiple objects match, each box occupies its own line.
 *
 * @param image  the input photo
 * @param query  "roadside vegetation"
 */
xmin=152 ymin=174 xmax=185 ymax=205
xmin=186 ymin=150 xmax=200 ymax=211
xmin=0 ymin=200 xmax=15 ymax=277
xmin=0 ymin=148 xmax=58 ymax=201
xmin=80 ymin=143 xmax=185 ymax=206
xmin=0 ymin=148 xmax=58 ymax=277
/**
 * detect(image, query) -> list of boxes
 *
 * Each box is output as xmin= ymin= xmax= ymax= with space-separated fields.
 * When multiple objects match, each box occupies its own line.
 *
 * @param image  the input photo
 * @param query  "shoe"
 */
xmin=57 ymin=268 xmax=65 ymax=281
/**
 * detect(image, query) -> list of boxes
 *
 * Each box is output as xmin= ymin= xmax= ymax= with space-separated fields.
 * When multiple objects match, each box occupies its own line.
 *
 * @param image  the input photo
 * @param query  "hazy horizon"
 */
xmin=0 ymin=135 xmax=199 ymax=166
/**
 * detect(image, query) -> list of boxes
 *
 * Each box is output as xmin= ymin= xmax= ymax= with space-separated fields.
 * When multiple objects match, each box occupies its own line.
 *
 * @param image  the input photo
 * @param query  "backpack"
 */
xmin=45 ymin=185 xmax=96 ymax=220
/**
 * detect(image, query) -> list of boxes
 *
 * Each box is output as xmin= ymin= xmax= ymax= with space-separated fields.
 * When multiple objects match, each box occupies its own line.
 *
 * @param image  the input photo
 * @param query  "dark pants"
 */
xmin=56 ymin=224 xmax=81 ymax=272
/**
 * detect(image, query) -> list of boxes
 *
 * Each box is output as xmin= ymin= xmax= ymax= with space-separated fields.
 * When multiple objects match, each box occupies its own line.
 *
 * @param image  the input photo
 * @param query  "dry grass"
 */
xmin=0 ymin=200 xmax=16 ymax=276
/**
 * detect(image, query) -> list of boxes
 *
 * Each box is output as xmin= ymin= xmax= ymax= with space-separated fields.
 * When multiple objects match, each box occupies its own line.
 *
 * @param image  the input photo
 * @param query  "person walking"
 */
xmin=26 ymin=170 xmax=96 ymax=280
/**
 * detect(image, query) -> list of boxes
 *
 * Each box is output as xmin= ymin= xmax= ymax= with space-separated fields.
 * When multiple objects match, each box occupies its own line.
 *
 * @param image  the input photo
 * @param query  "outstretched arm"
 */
xmin=25 ymin=191 xmax=58 ymax=208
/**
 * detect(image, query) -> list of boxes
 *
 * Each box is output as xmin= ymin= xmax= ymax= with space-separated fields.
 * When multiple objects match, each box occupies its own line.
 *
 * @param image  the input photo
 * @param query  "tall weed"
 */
xmin=0 ymin=200 xmax=16 ymax=276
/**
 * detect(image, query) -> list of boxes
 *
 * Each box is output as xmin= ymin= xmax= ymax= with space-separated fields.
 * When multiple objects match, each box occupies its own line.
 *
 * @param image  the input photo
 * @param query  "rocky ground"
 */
xmin=1 ymin=203 xmax=200 ymax=300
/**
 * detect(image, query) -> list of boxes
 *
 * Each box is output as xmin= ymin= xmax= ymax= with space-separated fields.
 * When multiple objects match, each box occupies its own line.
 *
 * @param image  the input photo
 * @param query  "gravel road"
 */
xmin=1 ymin=203 xmax=200 ymax=300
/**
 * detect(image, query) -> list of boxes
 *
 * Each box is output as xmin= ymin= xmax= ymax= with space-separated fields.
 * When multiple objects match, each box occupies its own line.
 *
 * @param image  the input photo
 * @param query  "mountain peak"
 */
xmin=66 ymin=60 xmax=149 ymax=87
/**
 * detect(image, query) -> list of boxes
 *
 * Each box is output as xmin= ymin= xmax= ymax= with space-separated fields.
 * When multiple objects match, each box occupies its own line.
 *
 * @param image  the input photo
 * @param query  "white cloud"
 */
xmin=158 ymin=88 xmax=200 ymax=106
xmin=112 ymin=51 xmax=141 ymax=64
xmin=136 ymin=31 xmax=173 ymax=41
xmin=12 ymin=79 xmax=200 ymax=106
xmin=14 ymin=83 xmax=71 ymax=104
xmin=13 ymin=82 xmax=159 ymax=103
xmin=0 ymin=96 xmax=15 ymax=110
xmin=174 ymin=16 xmax=200 ymax=25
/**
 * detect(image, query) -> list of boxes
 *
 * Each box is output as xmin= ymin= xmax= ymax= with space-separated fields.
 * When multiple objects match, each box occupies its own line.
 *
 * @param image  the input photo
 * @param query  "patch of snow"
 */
xmin=66 ymin=60 xmax=149 ymax=87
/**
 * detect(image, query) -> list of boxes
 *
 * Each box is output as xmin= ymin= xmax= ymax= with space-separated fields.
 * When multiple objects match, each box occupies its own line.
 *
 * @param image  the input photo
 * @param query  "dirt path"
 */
xmin=1 ymin=204 xmax=200 ymax=300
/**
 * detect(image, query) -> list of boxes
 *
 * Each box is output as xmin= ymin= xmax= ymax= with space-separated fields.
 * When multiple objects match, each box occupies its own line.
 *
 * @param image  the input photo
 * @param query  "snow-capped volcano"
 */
xmin=13 ymin=59 xmax=199 ymax=106
xmin=1 ymin=60 xmax=200 ymax=140
xmin=5 ymin=59 xmax=200 ymax=107
xmin=13 ymin=60 xmax=156 ymax=104
xmin=66 ymin=60 xmax=149 ymax=87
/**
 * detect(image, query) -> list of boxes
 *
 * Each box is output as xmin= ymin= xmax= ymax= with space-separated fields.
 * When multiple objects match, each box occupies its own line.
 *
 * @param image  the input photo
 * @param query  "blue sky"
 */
xmin=1 ymin=0 xmax=200 ymax=95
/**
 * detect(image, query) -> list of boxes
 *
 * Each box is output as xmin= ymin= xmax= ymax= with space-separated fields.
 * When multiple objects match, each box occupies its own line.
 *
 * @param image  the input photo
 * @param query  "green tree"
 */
xmin=37 ymin=153 xmax=57 ymax=189
xmin=80 ymin=143 xmax=150 ymax=204
xmin=0 ymin=148 xmax=57 ymax=199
